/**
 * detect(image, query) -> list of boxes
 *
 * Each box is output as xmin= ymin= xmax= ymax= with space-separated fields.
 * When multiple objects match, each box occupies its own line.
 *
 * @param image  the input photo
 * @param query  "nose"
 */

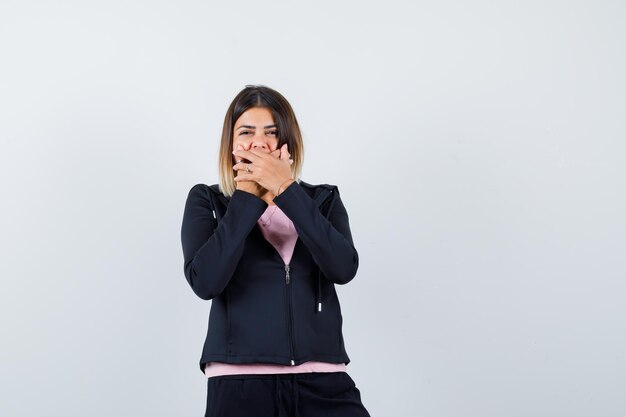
xmin=251 ymin=140 xmax=270 ymax=152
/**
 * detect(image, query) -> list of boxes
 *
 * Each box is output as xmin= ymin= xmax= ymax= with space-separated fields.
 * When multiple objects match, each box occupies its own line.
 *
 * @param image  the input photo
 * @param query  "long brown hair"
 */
xmin=217 ymin=85 xmax=304 ymax=196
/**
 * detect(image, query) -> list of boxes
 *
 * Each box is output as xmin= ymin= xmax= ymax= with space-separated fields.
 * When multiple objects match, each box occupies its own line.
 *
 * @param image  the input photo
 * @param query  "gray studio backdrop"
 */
xmin=1 ymin=1 xmax=625 ymax=416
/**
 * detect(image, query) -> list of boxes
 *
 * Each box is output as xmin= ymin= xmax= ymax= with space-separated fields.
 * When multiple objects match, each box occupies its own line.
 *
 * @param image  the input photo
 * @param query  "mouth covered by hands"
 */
xmin=232 ymin=144 xmax=294 ymax=196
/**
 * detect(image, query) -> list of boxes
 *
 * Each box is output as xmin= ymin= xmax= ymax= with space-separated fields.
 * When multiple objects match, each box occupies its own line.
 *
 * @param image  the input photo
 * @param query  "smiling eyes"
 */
xmin=239 ymin=130 xmax=277 ymax=136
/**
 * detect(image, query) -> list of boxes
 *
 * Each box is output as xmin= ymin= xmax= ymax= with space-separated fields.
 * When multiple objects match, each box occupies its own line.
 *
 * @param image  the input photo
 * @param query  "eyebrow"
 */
xmin=236 ymin=124 xmax=277 ymax=130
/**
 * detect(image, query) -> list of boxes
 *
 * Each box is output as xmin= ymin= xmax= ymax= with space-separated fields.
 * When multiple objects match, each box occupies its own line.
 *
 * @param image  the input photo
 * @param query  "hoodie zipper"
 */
xmin=284 ymin=264 xmax=296 ymax=365
xmin=261 ymin=187 xmax=335 ymax=367
xmin=211 ymin=184 xmax=335 ymax=367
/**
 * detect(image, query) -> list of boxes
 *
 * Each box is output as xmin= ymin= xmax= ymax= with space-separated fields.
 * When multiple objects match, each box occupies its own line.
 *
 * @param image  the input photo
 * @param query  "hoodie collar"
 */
xmin=209 ymin=180 xmax=336 ymax=209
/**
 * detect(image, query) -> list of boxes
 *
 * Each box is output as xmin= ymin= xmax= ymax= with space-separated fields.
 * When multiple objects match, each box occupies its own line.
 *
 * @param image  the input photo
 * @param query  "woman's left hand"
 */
xmin=233 ymin=144 xmax=294 ymax=196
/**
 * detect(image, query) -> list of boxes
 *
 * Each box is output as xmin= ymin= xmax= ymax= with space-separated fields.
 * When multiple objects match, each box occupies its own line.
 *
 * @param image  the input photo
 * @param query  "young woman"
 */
xmin=181 ymin=85 xmax=371 ymax=417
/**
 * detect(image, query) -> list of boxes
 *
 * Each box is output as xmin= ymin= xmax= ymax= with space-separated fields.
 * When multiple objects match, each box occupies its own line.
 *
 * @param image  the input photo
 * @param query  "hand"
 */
xmin=232 ymin=144 xmax=274 ymax=197
xmin=232 ymin=144 xmax=294 ymax=196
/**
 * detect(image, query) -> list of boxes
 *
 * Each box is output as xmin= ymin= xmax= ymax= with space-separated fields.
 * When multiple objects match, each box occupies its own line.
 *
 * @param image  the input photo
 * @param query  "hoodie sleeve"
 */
xmin=181 ymin=184 xmax=268 ymax=300
xmin=272 ymin=181 xmax=359 ymax=285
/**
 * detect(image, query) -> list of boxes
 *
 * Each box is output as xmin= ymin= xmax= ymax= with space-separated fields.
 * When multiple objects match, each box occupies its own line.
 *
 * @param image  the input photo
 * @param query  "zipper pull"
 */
xmin=318 ymin=302 xmax=322 ymax=312
xmin=291 ymin=359 xmax=295 ymax=365
xmin=284 ymin=264 xmax=290 ymax=284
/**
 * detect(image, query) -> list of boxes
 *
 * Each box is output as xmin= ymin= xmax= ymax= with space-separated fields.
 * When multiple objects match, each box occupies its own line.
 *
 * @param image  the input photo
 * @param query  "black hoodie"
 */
xmin=180 ymin=179 xmax=359 ymax=373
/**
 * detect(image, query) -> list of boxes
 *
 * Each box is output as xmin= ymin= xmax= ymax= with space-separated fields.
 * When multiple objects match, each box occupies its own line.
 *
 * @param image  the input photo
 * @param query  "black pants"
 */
xmin=205 ymin=371 xmax=372 ymax=417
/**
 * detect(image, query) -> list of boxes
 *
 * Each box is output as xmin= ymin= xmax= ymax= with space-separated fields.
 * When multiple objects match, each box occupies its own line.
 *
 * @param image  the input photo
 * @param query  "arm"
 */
xmin=272 ymin=181 xmax=359 ymax=285
xmin=180 ymin=184 xmax=268 ymax=300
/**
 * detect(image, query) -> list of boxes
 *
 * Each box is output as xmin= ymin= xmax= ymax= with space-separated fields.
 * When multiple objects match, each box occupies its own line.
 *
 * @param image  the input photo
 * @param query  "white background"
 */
xmin=1 ymin=1 xmax=625 ymax=416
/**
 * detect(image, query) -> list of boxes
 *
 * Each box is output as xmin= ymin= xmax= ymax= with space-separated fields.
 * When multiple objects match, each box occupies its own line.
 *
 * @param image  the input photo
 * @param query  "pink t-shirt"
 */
xmin=204 ymin=203 xmax=347 ymax=378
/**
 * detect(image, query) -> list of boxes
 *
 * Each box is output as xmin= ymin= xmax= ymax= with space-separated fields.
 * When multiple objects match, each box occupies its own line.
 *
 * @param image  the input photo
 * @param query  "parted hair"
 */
xmin=217 ymin=85 xmax=304 ymax=197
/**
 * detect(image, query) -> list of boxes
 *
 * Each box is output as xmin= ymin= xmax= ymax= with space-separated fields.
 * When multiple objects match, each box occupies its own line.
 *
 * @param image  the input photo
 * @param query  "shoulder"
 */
xmin=186 ymin=183 xmax=233 ymax=211
xmin=298 ymin=179 xmax=339 ymax=196
xmin=186 ymin=180 xmax=342 ymax=202
xmin=185 ymin=183 xmax=225 ymax=196
xmin=186 ymin=183 xmax=210 ymax=196
xmin=184 ymin=184 xmax=216 ymax=207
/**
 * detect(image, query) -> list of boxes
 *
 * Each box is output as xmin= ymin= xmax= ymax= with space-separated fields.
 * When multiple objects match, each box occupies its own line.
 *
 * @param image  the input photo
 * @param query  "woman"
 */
xmin=181 ymin=85 xmax=371 ymax=417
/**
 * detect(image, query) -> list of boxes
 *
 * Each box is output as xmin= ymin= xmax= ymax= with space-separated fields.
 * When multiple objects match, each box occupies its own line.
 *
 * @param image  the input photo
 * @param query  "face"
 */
xmin=232 ymin=107 xmax=279 ymax=164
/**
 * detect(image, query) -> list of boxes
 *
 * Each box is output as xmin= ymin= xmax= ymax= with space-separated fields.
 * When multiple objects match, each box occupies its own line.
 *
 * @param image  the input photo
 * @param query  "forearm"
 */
xmin=181 ymin=186 xmax=268 ymax=299
xmin=273 ymin=181 xmax=359 ymax=284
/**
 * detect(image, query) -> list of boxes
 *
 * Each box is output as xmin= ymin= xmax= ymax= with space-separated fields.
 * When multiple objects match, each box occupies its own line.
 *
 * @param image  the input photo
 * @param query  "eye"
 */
xmin=266 ymin=131 xmax=277 ymax=136
xmin=239 ymin=131 xmax=251 ymax=135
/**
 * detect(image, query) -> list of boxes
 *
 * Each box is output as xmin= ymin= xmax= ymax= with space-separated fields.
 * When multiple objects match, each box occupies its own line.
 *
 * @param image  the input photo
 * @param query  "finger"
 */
xmin=233 ymin=147 xmax=249 ymax=159
xmin=234 ymin=148 xmax=264 ymax=162
xmin=232 ymin=145 xmax=243 ymax=163
xmin=234 ymin=172 xmax=255 ymax=181
xmin=232 ymin=162 xmax=254 ymax=172
xmin=279 ymin=143 xmax=290 ymax=161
